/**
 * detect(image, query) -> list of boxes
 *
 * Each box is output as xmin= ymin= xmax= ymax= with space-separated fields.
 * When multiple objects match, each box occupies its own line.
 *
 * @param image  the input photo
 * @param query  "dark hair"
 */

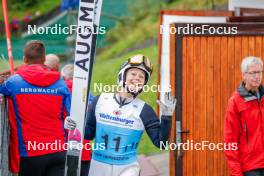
xmin=24 ymin=40 xmax=45 ymax=62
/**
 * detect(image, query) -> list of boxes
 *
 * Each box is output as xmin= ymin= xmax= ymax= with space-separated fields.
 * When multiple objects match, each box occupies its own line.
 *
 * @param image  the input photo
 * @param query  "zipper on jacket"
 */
xmin=258 ymin=99 xmax=261 ymax=115
xmin=257 ymin=98 xmax=264 ymax=147
xmin=244 ymin=122 xmax=248 ymax=144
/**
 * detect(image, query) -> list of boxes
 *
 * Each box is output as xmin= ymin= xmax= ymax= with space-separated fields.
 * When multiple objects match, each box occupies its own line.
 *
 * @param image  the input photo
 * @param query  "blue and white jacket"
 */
xmin=84 ymin=93 xmax=172 ymax=165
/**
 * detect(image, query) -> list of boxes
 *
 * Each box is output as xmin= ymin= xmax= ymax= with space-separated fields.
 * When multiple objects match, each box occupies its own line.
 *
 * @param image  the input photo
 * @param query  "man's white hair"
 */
xmin=61 ymin=64 xmax=74 ymax=80
xmin=241 ymin=56 xmax=263 ymax=73
xmin=45 ymin=54 xmax=60 ymax=70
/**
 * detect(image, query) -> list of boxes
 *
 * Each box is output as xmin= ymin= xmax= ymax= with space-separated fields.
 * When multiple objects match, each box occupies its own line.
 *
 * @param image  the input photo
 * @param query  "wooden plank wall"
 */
xmin=169 ymin=24 xmax=177 ymax=176
xmin=171 ymin=35 xmax=264 ymax=176
xmin=160 ymin=12 xmax=234 ymax=176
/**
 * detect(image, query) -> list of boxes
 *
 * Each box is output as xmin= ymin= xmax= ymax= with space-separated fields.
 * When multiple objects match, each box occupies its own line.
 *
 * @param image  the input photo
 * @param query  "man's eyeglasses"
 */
xmin=245 ymin=70 xmax=263 ymax=76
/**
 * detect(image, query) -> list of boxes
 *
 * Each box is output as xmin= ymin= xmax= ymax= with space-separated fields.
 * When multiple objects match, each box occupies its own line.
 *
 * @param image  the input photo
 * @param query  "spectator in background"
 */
xmin=11 ymin=17 xmax=20 ymax=35
xmin=22 ymin=12 xmax=32 ymax=24
xmin=61 ymin=64 xmax=74 ymax=92
xmin=45 ymin=54 xmax=60 ymax=71
xmin=61 ymin=64 xmax=93 ymax=176
xmin=224 ymin=56 xmax=264 ymax=176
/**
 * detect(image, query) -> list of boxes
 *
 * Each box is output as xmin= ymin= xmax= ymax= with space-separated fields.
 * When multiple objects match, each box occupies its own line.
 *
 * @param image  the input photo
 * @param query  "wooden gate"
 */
xmin=169 ymin=23 xmax=264 ymax=176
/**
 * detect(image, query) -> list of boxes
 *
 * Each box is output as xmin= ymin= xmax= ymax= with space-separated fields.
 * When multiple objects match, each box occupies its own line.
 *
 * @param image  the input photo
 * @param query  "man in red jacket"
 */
xmin=225 ymin=56 xmax=264 ymax=176
xmin=0 ymin=40 xmax=71 ymax=176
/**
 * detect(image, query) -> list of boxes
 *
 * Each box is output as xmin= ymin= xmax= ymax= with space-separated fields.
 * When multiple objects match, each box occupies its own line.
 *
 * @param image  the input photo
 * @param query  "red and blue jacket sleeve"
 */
xmin=62 ymin=91 xmax=71 ymax=119
xmin=0 ymin=79 xmax=13 ymax=96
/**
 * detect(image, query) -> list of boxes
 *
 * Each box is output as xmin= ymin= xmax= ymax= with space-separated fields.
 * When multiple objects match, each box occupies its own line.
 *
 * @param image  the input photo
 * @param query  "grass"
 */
xmin=98 ymin=0 xmax=228 ymax=61
xmin=99 ymin=17 xmax=159 ymax=61
xmin=0 ymin=59 xmax=24 ymax=73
